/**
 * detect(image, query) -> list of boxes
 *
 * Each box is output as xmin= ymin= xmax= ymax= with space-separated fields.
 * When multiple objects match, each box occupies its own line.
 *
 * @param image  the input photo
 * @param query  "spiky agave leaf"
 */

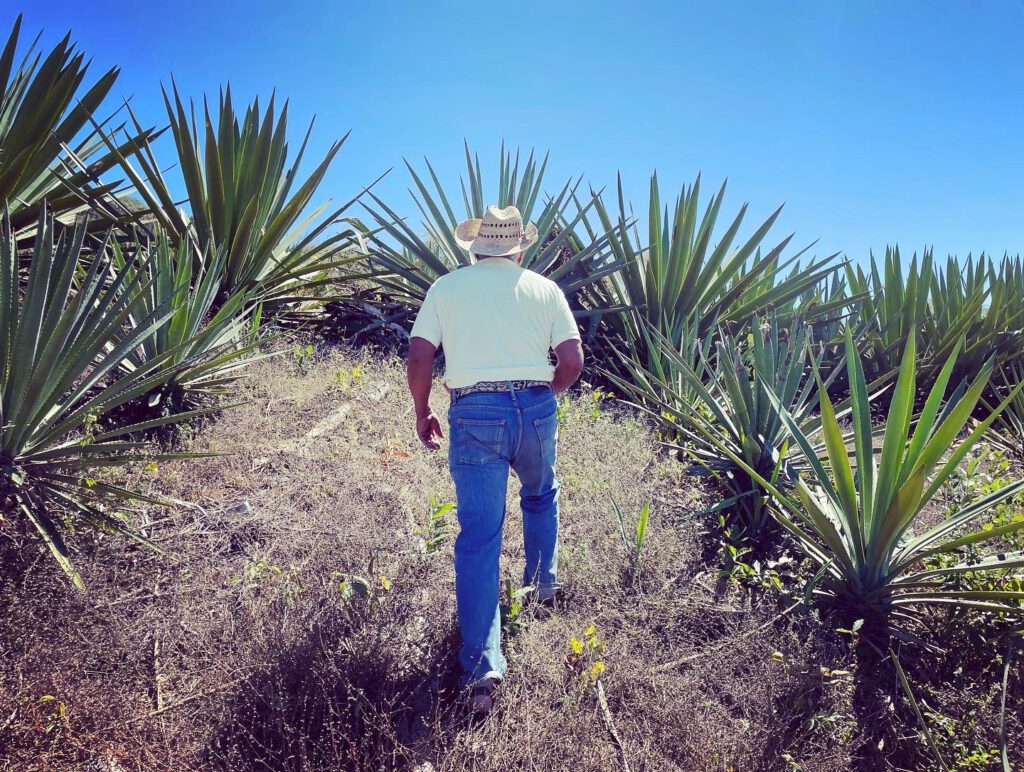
xmin=609 ymin=311 xmax=839 ymax=539
xmin=844 ymin=247 xmax=930 ymax=380
xmin=0 ymin=15 xmax=158 ymax=239
xmin=927 ymin=252 xmax=1005 ymax=382
xmin=0 ymin=207 xmax=219 ymax=588
xmin=600 ymin=308 xmax=715 ymax=438
xmin=984 ymin=253 xmax=1024 ymax=361
xmin=111 ymin=229 xmax=272 ymax=415
xmin=845 ymin=247 xmax=1009 ymax=387
xmin=983 ymin=360 xmax=1024 ymax=457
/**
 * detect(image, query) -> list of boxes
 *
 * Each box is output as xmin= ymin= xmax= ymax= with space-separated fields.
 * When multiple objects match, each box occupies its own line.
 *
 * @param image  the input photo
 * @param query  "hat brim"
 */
xmin=454 ymin=219 xmax=539 ymax=256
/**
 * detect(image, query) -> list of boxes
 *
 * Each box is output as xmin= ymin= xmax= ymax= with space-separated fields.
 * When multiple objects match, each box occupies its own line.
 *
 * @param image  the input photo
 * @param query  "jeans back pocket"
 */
xmin=455 ymin=418 xmax=506 ymax=465
xmin=533 ymin=411 xmax=559 ymax=461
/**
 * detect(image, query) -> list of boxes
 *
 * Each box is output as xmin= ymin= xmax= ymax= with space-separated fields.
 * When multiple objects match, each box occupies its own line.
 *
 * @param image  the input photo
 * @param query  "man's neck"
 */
xmin=475 ymin=256 xmax=524 ymax=270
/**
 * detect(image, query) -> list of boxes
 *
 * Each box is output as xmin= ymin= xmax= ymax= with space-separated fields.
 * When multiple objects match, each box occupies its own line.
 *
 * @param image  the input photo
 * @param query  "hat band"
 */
xmin=479 ymin=227 xmax=524 ymax=240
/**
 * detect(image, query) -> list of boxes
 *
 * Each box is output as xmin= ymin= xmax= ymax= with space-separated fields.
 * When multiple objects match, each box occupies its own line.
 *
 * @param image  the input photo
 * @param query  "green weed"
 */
xmin=333 ymin=363 xmax=366 ymax=392
xmin=588 ymin=387 xmax=608 ymax=420
xmin=555 ymin=393 xmax=571 ymax=427
xmin=612 ymin=498 xmax=651 ymax=582
xmin=231 ymin=558 xmax=305 ymax=606
xmin=417 ymin=495 xmax=454 ymax=554
xmin=333 ymin=571 xmax=392 ymax=617
xmin=501 ymin=580 xmax=534 ymax=636
xmin=293 ymin=344 xmax=315 ymax=372
xmin=37 ymin=695 xmax=67 ymax=736
xmin=715 ymin=515 xmax=799 ymax=594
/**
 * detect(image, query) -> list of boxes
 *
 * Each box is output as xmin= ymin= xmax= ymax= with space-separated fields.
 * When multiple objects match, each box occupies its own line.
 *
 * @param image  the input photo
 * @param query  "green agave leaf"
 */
xmin=18 ymin=493 xmax=84 ymax=590
xmin=868 ymin=466 xmax=925 ymax=582
xmin=110 ymin=80 xmax=362 ymax=310
xmin=897 ymin=479 xmax=1024 ymax=570
xmin=815 ymin=367 xmax=863 ymax=563
xmin=793 ymin=479 xmax=859 ymax=581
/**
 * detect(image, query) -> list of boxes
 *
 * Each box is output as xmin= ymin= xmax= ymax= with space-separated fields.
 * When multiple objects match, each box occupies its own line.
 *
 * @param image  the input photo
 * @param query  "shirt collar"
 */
xmin=475 ymin=257 xmax=521 ymax=268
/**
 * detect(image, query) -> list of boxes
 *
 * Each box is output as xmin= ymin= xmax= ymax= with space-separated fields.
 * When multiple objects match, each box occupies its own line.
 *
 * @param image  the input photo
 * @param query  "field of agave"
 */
xmin=1 ymin=15 xmax=1023 ymax=764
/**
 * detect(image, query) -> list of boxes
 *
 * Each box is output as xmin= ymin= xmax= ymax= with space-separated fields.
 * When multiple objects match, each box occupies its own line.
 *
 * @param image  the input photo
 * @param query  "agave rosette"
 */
xmin=0 ymin=209 xmax=218 ymax=588
xmin=113 ymin=231 xmax=269 ymax=415
xmin=588 ymin=172 xmax=846 ymax=384
xmin=362 ymin=142 xmax=634 ymax=333
xmin=609 ymin=312 xmax=840 ymax=538
xmin=0 ymin=15 xmax=156 ymax=240
xmin=101 ymin=83 xmax=373 ymax=309
xmin=720 ymin=328 xmax=1024 ymax=641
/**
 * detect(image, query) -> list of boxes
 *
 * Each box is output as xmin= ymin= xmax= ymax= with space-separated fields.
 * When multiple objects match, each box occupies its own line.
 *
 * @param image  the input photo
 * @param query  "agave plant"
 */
xmin=0 ymin=209 xmax=212 ymax=588
xmin=984 ymin=361 xmax=1024 ymax=457
xmin=0 ymin=15 xmax=155 ymax=238
xmin=602 ymin=308 xmax=715 ymax=441
xmin=610 ymin=312 xmax=838 ymax=539
xmin=112 ymin=230 xmax=266 ymax=416
xmin=721 ymin=329 xmax=1024 ymax=642
xmin=103 ymin=83 xmax=372 ymax=309
xmin=960 ymin=252 xmax=1024 ymax=376
xmin=985 ymin=252 xmax=1024 ymax=357
xmin=588 ymin=173 xmax=844 ymax=383
xmin=927 ymin=252 xmax=1015 ymax=385
xmin=362 ymin=142 xmax=632 ymax=334
xmin=845 ymin=247 xmax=930 ymax=380
xmin=847 ymin=247 xmax=989 ymax=383
xmin=787 ymin=265 xmax=861 ymax=345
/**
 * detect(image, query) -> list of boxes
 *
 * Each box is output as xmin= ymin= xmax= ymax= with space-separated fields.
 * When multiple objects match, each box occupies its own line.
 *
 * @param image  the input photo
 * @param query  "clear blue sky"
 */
xmin=12 ymin=0 xmax=1024 ymax=262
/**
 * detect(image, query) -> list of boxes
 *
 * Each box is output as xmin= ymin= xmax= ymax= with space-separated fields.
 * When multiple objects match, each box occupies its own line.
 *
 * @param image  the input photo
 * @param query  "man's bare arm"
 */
xmin=551 ymin=339 xmax=584 ymax=395
xmin=408 ymin=336 xmax=444 ymax=449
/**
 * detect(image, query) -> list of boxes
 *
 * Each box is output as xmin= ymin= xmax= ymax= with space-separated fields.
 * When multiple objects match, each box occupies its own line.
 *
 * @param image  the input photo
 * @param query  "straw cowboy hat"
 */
xmin=455 ymin=205 xmax=539 ymax=257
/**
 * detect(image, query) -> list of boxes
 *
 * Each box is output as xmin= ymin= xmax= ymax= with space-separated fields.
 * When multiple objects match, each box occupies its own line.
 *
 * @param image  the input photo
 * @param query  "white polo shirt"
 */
xmin=410 ymin=257 xmax=581 ymax=389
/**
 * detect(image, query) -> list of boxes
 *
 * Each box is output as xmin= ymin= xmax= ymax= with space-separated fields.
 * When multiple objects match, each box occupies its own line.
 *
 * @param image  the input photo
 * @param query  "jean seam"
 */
xmin=510 ymin=408 xmax=522 ymax=461
xmin=505 ymin=383 xmax=520 ymax=461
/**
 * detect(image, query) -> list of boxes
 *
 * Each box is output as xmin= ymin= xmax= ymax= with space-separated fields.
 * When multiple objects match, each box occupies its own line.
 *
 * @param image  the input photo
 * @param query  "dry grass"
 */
xmin=0 ymin=341 xmax=1020 ymax=770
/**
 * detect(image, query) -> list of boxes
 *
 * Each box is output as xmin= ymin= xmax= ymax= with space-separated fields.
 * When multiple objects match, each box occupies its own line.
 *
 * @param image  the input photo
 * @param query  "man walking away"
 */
xmin=406 ymin=205 xmax=584 ymax=717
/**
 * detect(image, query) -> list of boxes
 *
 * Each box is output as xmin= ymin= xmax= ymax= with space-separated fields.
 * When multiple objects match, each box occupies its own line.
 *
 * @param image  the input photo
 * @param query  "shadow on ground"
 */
xmin=205 ymin=582 xmax=464 ymax=770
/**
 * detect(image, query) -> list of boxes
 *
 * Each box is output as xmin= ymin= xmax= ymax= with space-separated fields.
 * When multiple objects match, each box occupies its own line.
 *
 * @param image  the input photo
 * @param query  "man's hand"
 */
xmin=408 ymin=336 xmax=442 ymax=449
xmin=416 ymin=412 xmax=444 ymax=450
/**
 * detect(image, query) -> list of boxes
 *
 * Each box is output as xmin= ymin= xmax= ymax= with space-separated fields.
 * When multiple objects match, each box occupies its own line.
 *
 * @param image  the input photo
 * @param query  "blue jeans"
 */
xmin=448 ymin=384 xmax=561 ymax=687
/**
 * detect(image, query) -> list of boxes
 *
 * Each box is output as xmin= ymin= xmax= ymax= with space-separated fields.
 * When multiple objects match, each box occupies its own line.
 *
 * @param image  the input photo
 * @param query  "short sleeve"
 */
xmin=411 ymin=284 xmax=442 ymax=346
xmin=550 ymin=287 xmax=581 ymax=348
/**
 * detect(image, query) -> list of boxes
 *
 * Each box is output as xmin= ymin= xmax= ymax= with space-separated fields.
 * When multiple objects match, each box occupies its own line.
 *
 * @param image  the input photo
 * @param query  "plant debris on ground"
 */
xmin=1 ymin=348 xmax=1020 ymax=771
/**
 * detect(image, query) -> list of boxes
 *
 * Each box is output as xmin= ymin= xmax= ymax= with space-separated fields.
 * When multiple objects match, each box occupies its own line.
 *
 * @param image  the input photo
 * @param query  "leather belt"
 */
xmin=450 ymin=380 xmax=551 ymax=401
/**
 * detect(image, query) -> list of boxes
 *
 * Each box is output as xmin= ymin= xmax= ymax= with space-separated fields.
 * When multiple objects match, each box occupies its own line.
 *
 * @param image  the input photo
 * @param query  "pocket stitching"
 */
xmin=533 ymin=412 xmax=558 ymax=429
xmin=533 ymin=412 xmax=559 ymax=445
xmin=455 ymin=418 xmax=505 ymax=465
